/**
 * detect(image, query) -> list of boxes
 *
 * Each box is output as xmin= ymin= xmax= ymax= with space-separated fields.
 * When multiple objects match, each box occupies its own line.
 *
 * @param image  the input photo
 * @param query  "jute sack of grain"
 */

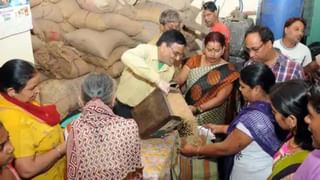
xmin=103 ymin=13 xmax=143 ymax=36
xmin=132 ymin=21 xmax=159 ymax=43
xmin=31 ymin=35 xmax=45 ymax=51
xmin=32 ymin=19 xmax=46 ymax=41
xmin=80 ymin=46 xmax=130 ymax=69
xmin=147 ymin=0 xmax=190 ymax=10
xmin=134 ymin=2 xmax=172 ymax=23
xmin=64 ymin=29 xmax=136 ymax=59
xmin=39 ymin=75 xmax=86 ymax=119
xmin=59 ymin=22 xmax=76 ymax=33
xmin=106 ymin=46 xmax=130 ymax=67
xmin=181 ymin=30 xmax=200 ymax=58
xmin=130 ymin=0 xmax=146 ymax=6
xmin=56 ymin=0 xmax=81 ymax=19
xmin=114 ymin=4 xmax=136 ymax=19
xmin=77 ymin=0 xmax=117 ymax=14
xmin=80 ymin=53 xmax=108 ymax=69
xmin=34 ymin=19 xmax=63 ymax=41
xmin=68 ymin=9 xmax=107 ymax=31
xmin=118 ymin=0 xmax=140 ymax=6
xmin=94 ymin=66 xmax=110 ymax=75
xmin=106 ymin=61 xmax=124 ymax=78
xmin=48 ymin=0 xmax=61 ymax=3
xmin=37 ymin=70 xmax=51 ymax=82
xmin=34 ymin=42 xmax=95 ymax=79
xmin=31 ymin=2 xmax=63 ymax=23
xmin=30 ymin=0 xmax=42 ymax=7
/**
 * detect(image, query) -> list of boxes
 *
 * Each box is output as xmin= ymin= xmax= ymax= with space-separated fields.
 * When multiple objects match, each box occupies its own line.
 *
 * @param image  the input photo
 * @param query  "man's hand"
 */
xmin=156 ymin=79 xmax=170 ymax=94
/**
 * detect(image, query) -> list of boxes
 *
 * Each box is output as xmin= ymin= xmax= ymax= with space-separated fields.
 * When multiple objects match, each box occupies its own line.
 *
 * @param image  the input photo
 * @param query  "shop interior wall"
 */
xmin=0 ymin=31 xmax=34 ymax=66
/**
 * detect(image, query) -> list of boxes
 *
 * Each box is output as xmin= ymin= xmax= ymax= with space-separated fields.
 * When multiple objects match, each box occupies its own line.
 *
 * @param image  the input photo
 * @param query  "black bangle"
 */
xmin=195 ymin=107 xmax=200 ymax=114
xmin=195 ymin=106 xmax=203 ymax=114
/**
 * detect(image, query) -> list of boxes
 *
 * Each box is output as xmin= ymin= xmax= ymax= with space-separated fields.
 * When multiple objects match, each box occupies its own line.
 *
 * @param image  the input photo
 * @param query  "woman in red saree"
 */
xmin=175 ymin=32 xmax=239 ymax=125
xmin=172 ymin=32 xmax=239 ymax=179
xmin=67 ymin=73 xmax=143 ymax=180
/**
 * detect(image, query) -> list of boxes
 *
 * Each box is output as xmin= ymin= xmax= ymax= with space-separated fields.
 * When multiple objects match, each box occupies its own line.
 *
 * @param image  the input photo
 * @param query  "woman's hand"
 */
xmin=15 ymin=141 xmax=67 ymax=179
xmin=55 ymin=141 xmax=67 ymax=156
xmin=180 ymin=143 xmax=198 ymax=156
xmin=205 ymin=124 xmax=228 ymax=134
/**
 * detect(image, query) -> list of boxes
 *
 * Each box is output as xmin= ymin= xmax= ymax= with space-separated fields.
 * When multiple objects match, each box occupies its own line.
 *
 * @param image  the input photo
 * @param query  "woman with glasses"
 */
xmin=175 ymin=31 xmax=239 ymax=125
xmin=244 ymin=25 xmax=305 ymax=83
xmin=114 ymin=29 xmax=186 ymax=118
xmin=269 ymin=80 xmax=313 ymax=179
xmin=273 ymin=17 xmax=312 ymax=67
xmin=180 ymin=63 xmax=280 ymax=180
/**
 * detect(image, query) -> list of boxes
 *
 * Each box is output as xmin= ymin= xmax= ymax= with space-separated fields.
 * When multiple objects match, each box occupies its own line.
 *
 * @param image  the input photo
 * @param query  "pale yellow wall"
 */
xmin=0 ymin=31 xmax=34 ymax=66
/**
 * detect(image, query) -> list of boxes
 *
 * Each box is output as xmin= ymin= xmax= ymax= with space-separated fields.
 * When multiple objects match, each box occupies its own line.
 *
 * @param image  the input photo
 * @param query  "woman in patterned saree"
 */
xmin=67 ymin=73 xmax=143 ymax=180
xmin=175 ymin=32 xmax=239 ymax=125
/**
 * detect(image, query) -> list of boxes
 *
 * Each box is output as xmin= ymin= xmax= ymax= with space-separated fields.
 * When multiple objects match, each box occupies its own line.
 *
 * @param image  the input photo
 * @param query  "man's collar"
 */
xmin=274 ymin=53 xmax=287 ymax=66
xmin=264 ymin=49 xmax=281 ymax=67
xmin=152 ymin=58 xmax=170 ymax=71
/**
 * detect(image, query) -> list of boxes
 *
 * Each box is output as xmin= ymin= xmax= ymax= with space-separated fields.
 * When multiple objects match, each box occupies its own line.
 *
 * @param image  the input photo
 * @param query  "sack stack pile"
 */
xmin=30 ymin=0 xmax=201 ymax=119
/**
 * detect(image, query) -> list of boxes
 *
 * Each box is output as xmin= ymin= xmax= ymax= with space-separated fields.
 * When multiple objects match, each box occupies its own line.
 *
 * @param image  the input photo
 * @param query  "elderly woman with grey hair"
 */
xmin=66 ymin=73 xmax=143 ymax=180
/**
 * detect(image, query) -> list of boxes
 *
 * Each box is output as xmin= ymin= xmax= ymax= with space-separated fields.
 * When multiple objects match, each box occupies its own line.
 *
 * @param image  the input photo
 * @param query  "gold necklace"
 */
xmin=204 ymin=58 xmax=222 ymax=66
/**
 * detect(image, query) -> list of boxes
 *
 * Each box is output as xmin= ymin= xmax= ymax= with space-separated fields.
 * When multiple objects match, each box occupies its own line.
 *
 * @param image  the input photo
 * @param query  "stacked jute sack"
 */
xmin=31 ymin=0 xmax=201 ymax=119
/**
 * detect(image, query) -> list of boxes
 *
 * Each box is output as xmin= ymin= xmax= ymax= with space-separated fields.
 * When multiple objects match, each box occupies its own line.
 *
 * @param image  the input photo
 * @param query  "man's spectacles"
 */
xmin=169 ymin=46 xmax=183 ymax=59
xmin=245 ymin=43 xmax=264 ymax=53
